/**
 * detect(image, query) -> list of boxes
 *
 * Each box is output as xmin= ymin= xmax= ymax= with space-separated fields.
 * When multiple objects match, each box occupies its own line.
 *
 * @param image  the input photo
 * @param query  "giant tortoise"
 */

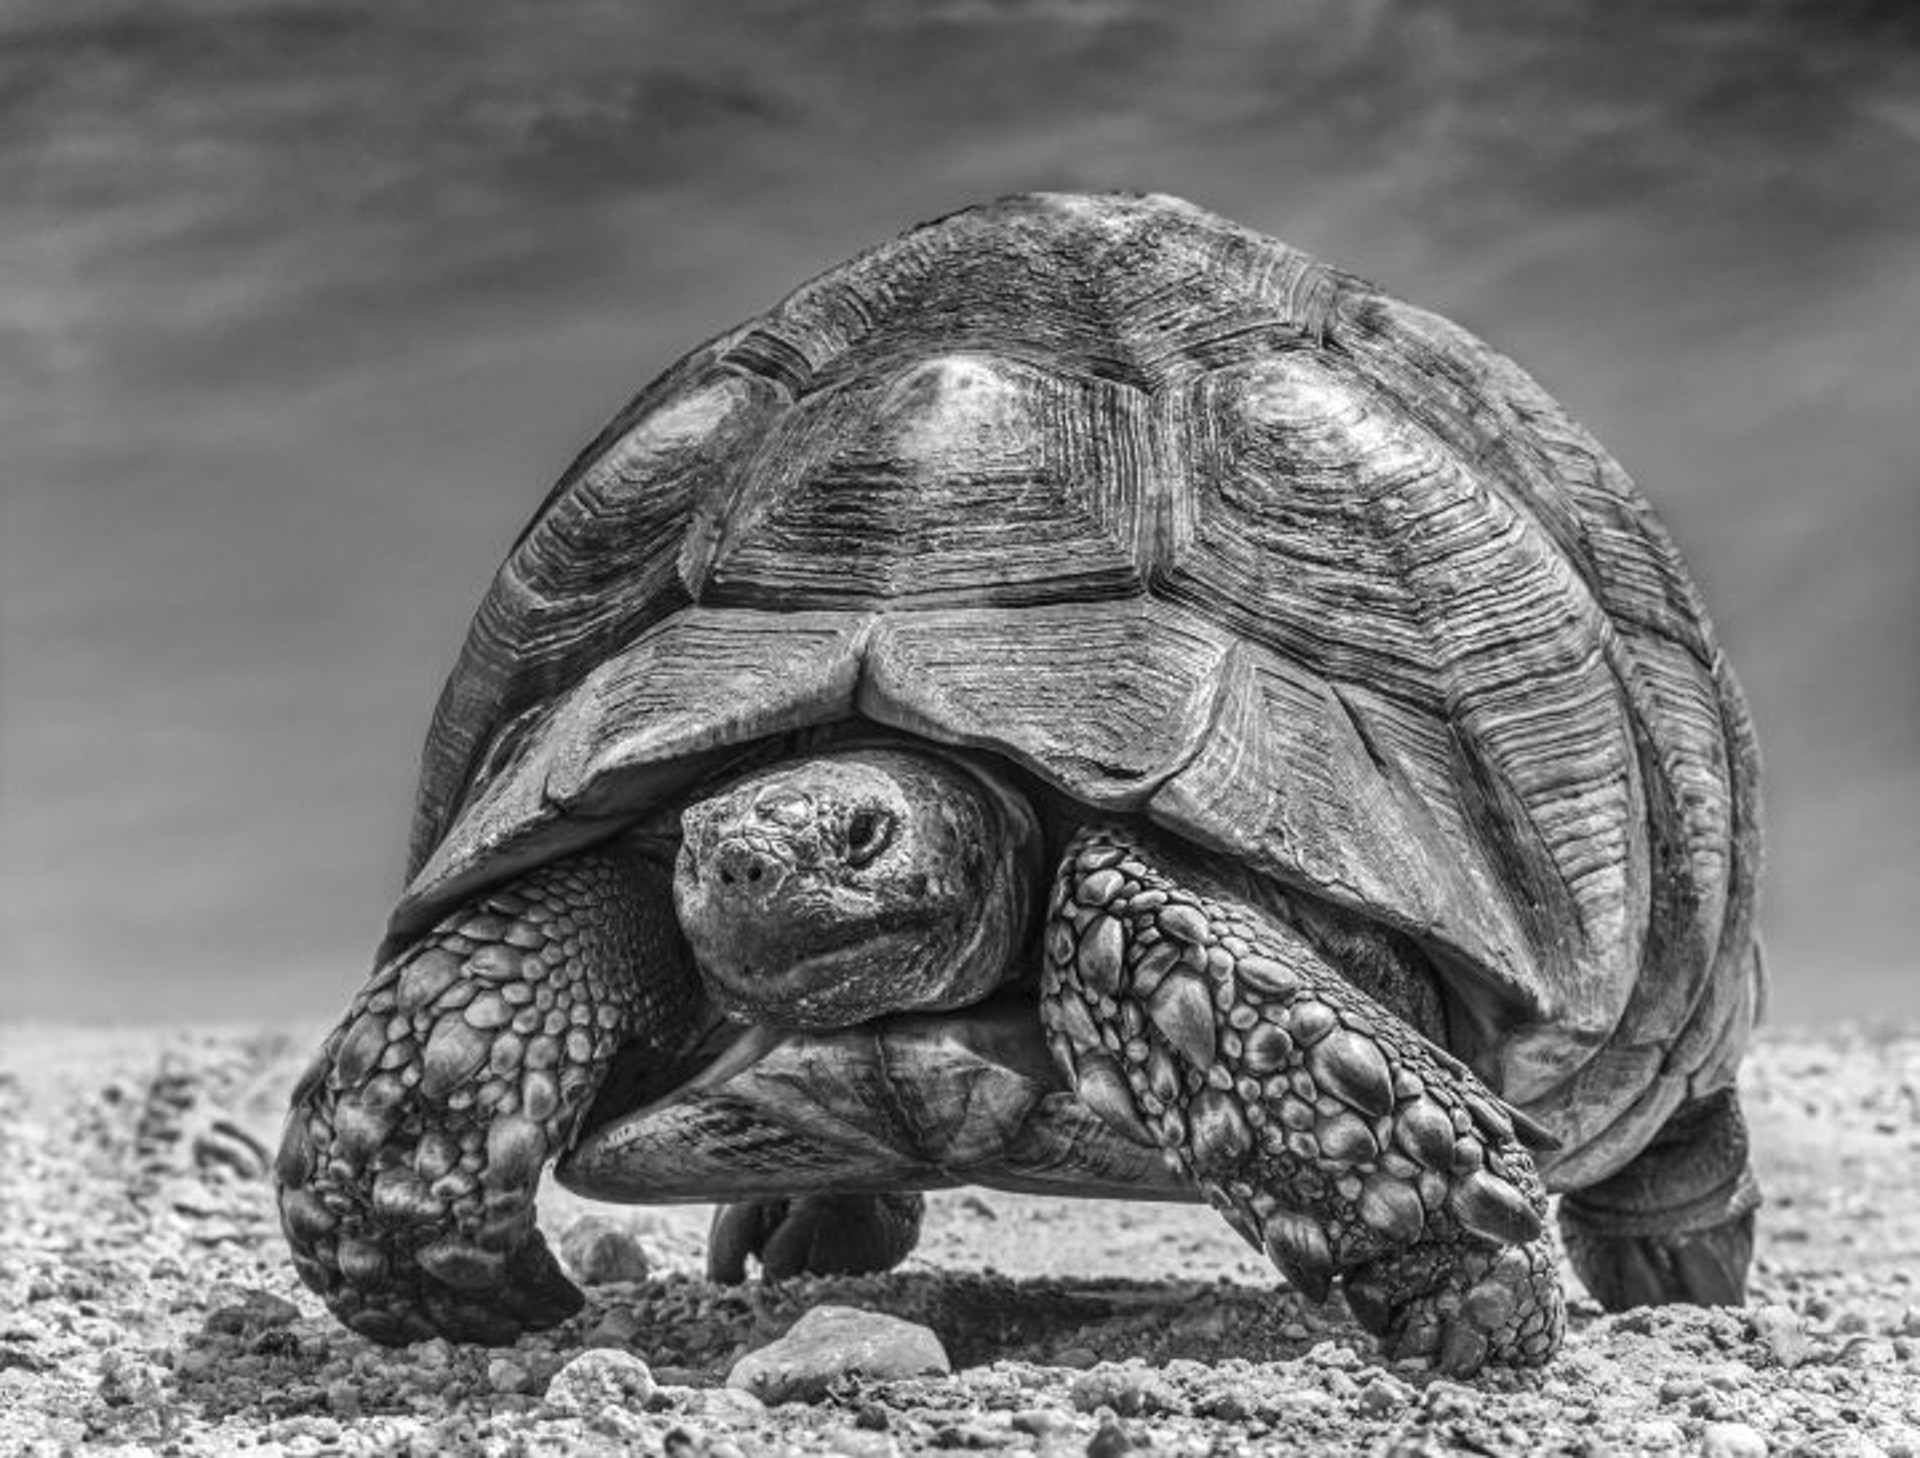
xmin=277 ymin=192 xmax=1765 ymax=1375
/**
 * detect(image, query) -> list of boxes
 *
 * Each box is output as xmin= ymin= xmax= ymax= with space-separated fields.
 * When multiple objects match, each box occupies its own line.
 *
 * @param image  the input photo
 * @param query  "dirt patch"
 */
xmin=2 ymin=1025 xmax=1917 ymax=1454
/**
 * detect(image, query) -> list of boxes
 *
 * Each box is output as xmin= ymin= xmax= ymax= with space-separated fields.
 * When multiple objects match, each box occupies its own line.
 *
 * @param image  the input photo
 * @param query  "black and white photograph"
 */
xmin=3 ymin=3 xmax=1917 ymax=1452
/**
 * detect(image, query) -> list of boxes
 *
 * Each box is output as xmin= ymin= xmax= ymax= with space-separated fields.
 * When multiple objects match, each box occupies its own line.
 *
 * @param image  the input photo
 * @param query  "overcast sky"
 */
xmin=3 ymin=0 xmax=1916 ymax=1026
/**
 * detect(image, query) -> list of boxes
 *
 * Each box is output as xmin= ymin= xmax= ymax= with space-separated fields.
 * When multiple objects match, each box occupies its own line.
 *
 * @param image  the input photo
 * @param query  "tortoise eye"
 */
xmin=845 ymin=808 xmax=894 ymax=868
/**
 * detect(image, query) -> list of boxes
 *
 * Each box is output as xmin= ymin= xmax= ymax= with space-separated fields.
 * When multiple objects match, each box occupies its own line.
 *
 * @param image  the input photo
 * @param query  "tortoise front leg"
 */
xmin=276 ymin=840 xmax=705 ymax=1346
xmin=1040 ymin=828 xmax=1564 ymax=1374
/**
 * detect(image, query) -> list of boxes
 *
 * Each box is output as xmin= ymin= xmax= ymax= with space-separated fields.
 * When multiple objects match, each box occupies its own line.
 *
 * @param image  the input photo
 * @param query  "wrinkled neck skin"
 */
xmin=672 ymin=746 xmax=1041 ymax=1031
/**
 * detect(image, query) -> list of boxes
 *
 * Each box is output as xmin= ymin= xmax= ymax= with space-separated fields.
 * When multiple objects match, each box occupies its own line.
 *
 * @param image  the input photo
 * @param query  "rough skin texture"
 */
xmin=1040 ymin=827 xmax=1565 ymax=1373
xmin=277 ymin=843 xmax=704 ymax=1345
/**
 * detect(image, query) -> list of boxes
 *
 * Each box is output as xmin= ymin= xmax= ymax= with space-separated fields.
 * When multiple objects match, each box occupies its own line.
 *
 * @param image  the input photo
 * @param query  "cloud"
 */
xmin=3 ymin=0 xmax=1916 ymax=1022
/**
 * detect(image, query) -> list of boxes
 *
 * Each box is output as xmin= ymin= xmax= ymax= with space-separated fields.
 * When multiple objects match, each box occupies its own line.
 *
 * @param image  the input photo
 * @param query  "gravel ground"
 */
xmin=2 ymin=1024 xmax=1917 ymax=1456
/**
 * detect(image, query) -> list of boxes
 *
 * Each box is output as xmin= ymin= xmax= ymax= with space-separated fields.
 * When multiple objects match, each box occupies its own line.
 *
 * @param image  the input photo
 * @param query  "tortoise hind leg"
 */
xmin=1558 ymin=1087 xmax=1760 ymax=1310
xmin=708 ymin=1193 xmax=925 ymax=1282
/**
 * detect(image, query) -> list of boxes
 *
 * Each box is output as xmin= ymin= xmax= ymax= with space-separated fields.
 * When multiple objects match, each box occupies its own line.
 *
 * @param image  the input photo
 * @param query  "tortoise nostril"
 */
xmin=711 ymin=839 xmax=784 ymax=898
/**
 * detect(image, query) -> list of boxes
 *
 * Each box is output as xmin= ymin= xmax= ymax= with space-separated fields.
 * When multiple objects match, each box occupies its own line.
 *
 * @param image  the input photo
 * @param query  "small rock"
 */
xmin=1700 ymin=1421 xmax=1769 ymax=1458
xmin=1087 ymin=1415 xmax=1143 ymax=1457
xmin=1307 ymin=1339 xmax=1362 ymax=1368
xmin=1054 ymin=1346 xmax=1100 ymax=1369
xmin=822 ymin=1428 xmax=898 ymax=1458
xmin=1196 ymin=1388 xmax=1251 ymax=1421
xmin=1358 ymin=1372 xmax=1414 ymax=1415
xmin=1424 ymin=1380 xmax=1477 ymax=1422
xmin=414 ymin=1337 xmax=454 ymax=1371
xmin=1750 ymin=1304 xmax=1812 ymax=1369
xmin=1633 ymin=1418 xmax=1686 ymax=1450
xmin=546 ymin=1349 xmax=658 ymax=1414
xmin=1012 ymin=1408 xmax=1074 ymax=1436
xmin=97 ymin=1349 xmax=166 ymax=1408
xmin=726 ymin=1305 xmax=950 ymax=1405
xmin=487 ymin=1356 xmax=530 ymax=1394
xmin=270 ymin=1416 xmax=342 ymax=1445
xmin=1069 ymin=1362 xmax=1184 ymax=1417
xmin=559 ymin=1216 xmax=652 ymax=1286
xmin=672 ymin=1386 xmax=768 ymax=1424
xmin=202 ymin=1287 xmax=301 ymax=1336
xmin=936 ymin=1420 xmax=1004 ymax=1449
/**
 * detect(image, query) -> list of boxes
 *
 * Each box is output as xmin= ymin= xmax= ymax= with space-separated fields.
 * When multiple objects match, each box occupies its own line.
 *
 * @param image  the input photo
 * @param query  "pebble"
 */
xmin=1069 ymin=1362 xmax=1183 ymax=1417
xmin=545 ymin=1349 xmax=657 ymax=1414
xmin=1086 ymin=1415 xmax=1145 ymax=1457
xmin=1358 ymin=1372 xmax=1415 ymax=1414
xmin=725 ymin=1305 xmax=950 ymax=1405
xmin=1700 ymin=1421 xmax=1770 ymax=1457
xmin=1633 ymin=1417 xmax=1687 ymax=1449
xmin=1752 ymin=1304 xmax=1814 ymax=1369
xmin=201 ymin=1287 xmax=300 ymax=1335
xmin=822 ymin=1427 xmax=899 ymax=1457
xmin=673 ymin=1386 xmax=768 ymax=1425
xmin=1012 ymin=1407 xmax=1075 ymax=1436
xmin=487 ymin=1356 xmax=530 ymax=1394
xmin=1425 ymin=1379 xmax=1478 ymax=1421
xmin=559 ymin=1215 xmax=652 ymax=1286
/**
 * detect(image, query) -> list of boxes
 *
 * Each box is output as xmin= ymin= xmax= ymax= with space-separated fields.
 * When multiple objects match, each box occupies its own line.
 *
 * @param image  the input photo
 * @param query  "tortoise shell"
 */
xmin=392 ymin=193 xmax=1762 ymax=1188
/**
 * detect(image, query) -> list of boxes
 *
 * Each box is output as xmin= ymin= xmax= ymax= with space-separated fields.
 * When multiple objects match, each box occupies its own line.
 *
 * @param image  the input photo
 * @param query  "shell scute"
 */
xmin=399 ymin=193 xmax=1761 ymax=1184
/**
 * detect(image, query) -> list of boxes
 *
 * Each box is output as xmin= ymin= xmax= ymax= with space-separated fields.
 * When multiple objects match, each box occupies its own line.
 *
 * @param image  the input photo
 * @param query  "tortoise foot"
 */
xmin=1560 ymin=1211 xmax=1754 ymax=1311
xmin=1347 ymin=1234 xmax=1564 ymax=1374
xmin=277 ymin=844 xmax=698 ymax=1345
xmin=1040 ymin=826 xmax=1564 ymax=1370
xmin=708 ymin=1193 xmax=926 ymax=1282
xmin=1559 ymin=1087 xmax=1760 ymax=1310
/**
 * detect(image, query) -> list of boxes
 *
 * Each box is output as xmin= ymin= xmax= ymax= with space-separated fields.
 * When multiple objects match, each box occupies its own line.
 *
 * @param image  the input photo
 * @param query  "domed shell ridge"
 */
xmin=399 ymin=195 xmax=1761 ymax=1168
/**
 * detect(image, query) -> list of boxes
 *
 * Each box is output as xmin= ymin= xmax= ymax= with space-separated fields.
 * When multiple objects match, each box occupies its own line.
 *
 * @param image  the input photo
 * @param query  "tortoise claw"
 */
xmin=1352 ymin=1235 xmax=1565 ymax=1375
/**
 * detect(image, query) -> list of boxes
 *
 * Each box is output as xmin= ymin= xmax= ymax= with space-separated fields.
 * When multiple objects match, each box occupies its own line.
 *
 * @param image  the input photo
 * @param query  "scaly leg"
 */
xmin=1040 ymin=828 xmax=1564 ymax=1374
xmin=276 ymin=841 xmax=707 ymax=1345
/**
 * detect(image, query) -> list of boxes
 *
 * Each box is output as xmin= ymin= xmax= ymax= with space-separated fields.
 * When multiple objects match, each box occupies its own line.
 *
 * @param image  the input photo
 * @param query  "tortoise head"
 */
xmin=673 ymin=747 xmax=1040 ymax=1029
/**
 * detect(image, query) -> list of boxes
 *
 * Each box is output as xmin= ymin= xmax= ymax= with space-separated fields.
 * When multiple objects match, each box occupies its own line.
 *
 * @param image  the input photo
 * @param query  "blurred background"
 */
xmin=3 ymin=0 xmax=1914 ymax=1026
